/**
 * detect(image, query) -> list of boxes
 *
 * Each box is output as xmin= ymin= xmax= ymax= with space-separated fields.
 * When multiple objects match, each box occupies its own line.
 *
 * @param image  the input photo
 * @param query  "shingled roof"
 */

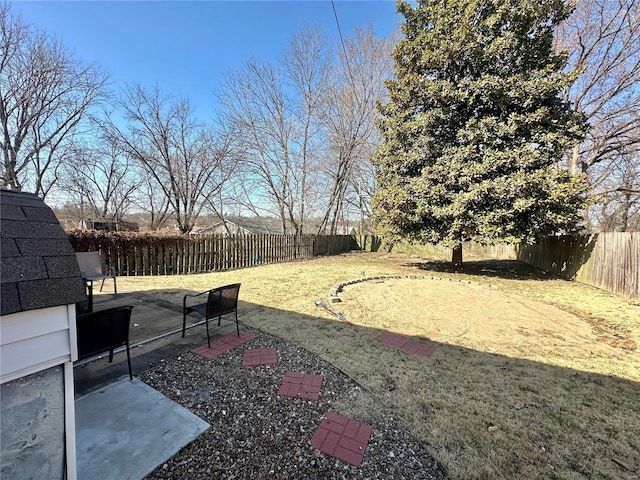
xmin=1 ymin=190 xmax=86 ymax=316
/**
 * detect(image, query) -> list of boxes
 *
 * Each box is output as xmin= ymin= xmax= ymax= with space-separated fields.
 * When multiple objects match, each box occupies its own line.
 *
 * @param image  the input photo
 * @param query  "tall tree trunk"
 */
xmin=568 ymin=144 xmax=592 ymax=229
xmin=452 ymin=244 xmax=463 ymax=268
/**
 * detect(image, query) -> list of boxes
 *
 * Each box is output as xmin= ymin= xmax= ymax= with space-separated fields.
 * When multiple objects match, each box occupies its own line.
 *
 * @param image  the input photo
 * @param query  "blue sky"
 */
xmin=13 ymin=1 xmax=403 ymax=119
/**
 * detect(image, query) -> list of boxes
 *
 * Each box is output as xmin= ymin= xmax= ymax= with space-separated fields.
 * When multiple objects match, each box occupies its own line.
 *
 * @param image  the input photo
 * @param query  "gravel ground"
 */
xmin=140 ymin=328 xmax=447 ymax=480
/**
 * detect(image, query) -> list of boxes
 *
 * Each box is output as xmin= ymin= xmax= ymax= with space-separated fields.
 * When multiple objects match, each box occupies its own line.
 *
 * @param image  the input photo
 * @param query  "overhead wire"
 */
xmin=330 ymin=0 xmax=357 ymax=91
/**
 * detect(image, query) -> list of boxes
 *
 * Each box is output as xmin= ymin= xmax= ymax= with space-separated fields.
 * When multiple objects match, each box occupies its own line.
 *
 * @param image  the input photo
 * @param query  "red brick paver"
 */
xmin=242 ymin=347 xmax=277 ymax=367
xmin=311 ymin=412 xmax=372 ymax=466
xmin=377 ymin=331 xmax=436 ymax=358
xmin=377 ymin=332 xmax=410 ymax=348
xmin=277 ymin=372 xmax=323 ymax=400
xmin=400 ymin=341 xmax=436 ymax=357
xmin=191 ymin=331 xmax=257 ymax=359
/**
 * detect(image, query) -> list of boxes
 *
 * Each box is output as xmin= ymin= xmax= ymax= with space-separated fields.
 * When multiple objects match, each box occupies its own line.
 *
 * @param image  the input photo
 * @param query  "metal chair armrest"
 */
xmin=183 ymin=289 xmax=210 ymax=311
xmin=184 ymin=289 xmax=211 ymax=299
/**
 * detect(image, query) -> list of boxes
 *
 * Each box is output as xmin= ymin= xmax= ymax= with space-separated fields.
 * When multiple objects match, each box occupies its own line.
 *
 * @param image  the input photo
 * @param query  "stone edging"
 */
xmin=329 ymin=275 xmax=423 ymax=303
xmin=329 ymin=274 xmax=497 ymax=303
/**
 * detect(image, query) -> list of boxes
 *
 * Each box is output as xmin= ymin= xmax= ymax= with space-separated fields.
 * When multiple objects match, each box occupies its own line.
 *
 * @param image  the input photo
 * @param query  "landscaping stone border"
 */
xmin=329 ymin=274 xmax=497 ymax=303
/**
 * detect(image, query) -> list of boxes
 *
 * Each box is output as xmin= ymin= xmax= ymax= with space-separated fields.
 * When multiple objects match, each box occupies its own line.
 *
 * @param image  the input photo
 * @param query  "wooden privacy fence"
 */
xmin=68 ymin=232 xmax=357 ymax=276
xmin=518 ymin=233 xmax=639 ymax=300
xmin=362 ymin=233 xmax=638 ymax=299
xmin=376 ymin=238 xmax=518 ymax=260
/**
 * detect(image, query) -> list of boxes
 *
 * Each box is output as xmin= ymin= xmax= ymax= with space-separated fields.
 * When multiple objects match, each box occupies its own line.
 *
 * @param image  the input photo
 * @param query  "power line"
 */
xmin=330 ymin=0 xmax=357 ymax=90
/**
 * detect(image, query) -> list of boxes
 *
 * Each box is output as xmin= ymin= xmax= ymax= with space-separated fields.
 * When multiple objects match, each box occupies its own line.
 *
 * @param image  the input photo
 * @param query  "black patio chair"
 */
xmin=76 ymin=305 xmax=134 ymax=380
xmin=182 ymin=283 xmax=241 ymax=348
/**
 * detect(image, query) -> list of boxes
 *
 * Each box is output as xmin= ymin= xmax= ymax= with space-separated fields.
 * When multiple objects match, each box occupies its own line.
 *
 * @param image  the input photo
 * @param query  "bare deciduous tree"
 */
xmin=132 ymin=171 xmax=172 ymax=231
xmin=557 ymin=0 xmax=640 ymax=228
xmin=0 ymin=4 xmax=107 ymax=196
xmin=591 ymin=145 xmax=640 ymax=231
xmin=284 ymin=26 xmax=332 ymax=234
xmin=317 ymin=26 xmax=395 ymax=234
xmin=218 ymin=26 xmax=331 ymax=235
xmin=60 ymin=139 xmax=139 ymax=221
xmin=218 ymin=25 xmax=393 ymax=236
xmin=218 ymin=59 xmax=296 ymax=234
xmin=105 ymin=85 xmax=239 ymax=234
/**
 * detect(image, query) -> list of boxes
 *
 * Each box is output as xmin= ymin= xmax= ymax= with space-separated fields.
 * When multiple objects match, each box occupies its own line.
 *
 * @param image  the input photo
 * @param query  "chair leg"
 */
xmin=182 ymin=312 xmax=187 ymax=338
xmin=235 ymin=310 xmax=240 ymax=337
xmin=109 ymin=348 xmax=113 ymax=363
xmin=113 ymin=277 xmax=117 ymax=295
xmin=125 ymin=341 xmax=133 ymax=380
xmin=100 ymin=278 xmax=105 ymax=292
xmin=205 ymin=318 xmax=211 ymax=348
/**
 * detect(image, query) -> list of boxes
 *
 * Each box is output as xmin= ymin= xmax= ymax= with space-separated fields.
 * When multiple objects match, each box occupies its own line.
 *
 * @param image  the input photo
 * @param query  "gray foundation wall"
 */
xmin=1 ymin=365 xmax=66 ymax=479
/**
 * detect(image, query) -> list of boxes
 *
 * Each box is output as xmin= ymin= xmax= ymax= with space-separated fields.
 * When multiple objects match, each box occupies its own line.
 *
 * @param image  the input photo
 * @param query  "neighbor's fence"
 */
xmin=68 ymin=231 xmax=357 ymax=276
xmin=362 ymin=232 xmax=638 ymax=299
xmin=517 ymin=233 xmax=639 ymax=300
xmin=379 ymin=239 xmax=518 ymax=260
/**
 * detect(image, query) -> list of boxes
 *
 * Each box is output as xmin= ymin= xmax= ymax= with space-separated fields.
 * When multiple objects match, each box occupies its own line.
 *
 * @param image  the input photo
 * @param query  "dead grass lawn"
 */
xmin=115 ymin=252 xmax=640 ymax=480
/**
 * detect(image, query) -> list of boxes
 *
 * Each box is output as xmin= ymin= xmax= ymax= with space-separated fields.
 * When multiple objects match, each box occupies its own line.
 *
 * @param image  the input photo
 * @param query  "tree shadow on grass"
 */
xmin=407 ymin=258 xmax=562 ymax=281
xmin=77 ymin=287 xmax=640 ymax=480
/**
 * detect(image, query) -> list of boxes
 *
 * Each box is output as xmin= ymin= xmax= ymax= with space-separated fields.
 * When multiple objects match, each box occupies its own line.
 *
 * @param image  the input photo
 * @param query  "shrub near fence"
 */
xmin=67 ymin=231 xmax=356 ymax=276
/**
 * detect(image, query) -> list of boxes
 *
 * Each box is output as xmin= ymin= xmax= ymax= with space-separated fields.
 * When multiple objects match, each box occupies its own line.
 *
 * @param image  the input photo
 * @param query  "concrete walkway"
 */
xmin=76 ymin=378 xmax=209 ymax=480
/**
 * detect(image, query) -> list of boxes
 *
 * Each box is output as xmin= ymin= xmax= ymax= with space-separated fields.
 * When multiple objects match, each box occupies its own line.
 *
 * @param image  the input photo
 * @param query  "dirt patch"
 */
xmin=585 ymin=315 xmax=637 ymax=352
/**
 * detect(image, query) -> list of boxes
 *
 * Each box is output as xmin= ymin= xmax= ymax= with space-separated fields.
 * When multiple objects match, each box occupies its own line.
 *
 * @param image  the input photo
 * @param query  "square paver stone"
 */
xmin=311 ymin=412 xmax=372 ymax=467
xmin=400 ymin=341 xmax=436 ymax=358
xmin=192 ymin=331 xmax=257 ymax=359
xmin=377 ymin=331 xmax=410 ymax=348
xmin=278 ymin=372 xmax=323 ymax=400
xmin=377 ymin=331 xmax=436 ymax=358
xmin=243 ymin=347 xmax=277 ymax=366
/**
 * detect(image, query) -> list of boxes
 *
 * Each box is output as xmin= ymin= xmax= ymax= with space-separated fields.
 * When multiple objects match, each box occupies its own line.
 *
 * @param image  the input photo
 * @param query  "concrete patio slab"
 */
xmin=75 ymin=377 xmax=209 ymax=480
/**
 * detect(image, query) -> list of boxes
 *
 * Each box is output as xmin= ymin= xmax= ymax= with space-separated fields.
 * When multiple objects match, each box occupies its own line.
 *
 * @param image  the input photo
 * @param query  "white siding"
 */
xmin=0 ymin=306 xmax=75 ymax=384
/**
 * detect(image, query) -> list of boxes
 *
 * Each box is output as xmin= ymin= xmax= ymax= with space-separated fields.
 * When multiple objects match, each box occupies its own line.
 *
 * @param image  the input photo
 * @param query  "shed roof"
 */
xmin=1 ymin=190 xmax=86 ymax=316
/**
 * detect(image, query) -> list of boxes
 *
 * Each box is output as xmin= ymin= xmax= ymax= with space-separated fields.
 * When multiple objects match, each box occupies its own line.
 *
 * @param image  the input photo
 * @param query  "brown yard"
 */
xmin=108 ymin=251 xmax=640 ymax=479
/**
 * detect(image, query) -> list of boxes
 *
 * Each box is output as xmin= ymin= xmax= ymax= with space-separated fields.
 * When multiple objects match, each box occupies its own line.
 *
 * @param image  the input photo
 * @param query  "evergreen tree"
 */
xmin=372 ymin=0 xmax=588 ymax=266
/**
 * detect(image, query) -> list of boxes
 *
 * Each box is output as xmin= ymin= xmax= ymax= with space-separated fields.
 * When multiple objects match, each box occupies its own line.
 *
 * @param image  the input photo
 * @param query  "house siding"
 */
xmin=0 ymin=306 xmax=74 ymax=384
xmin=0 ymin=189 xmax=84 ymax=480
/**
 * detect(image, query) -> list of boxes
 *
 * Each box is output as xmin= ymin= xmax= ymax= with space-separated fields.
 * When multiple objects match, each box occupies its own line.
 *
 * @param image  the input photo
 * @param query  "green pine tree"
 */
xmin=372 ymin=0 xmax=588 ymax=266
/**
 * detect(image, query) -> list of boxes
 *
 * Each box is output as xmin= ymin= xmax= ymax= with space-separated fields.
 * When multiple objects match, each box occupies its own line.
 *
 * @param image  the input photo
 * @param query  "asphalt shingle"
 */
xmin=1 ymin=189 xmax=86 ymax=315
xmin=44 ymin=255 xmax=83 ymax=279
xmin=0 ymin=203 xmax=27 ymax=221
xmin=16 ymin=238 xmax=76 ymax=256
xmin=0 ymin=257 xmax=47 ymax=283
xmin=1 ymin=283 xmax=20 ymax=316
xmin=1 ymin=238 xmax=20 ymax=258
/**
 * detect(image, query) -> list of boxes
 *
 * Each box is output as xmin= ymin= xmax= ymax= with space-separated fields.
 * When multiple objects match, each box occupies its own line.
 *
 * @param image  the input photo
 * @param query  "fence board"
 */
xmin=363 ymin=233 xmax=637 ymax=300
xmin=71 ymin=233 xmax=355 ymax=280
xmin=516 ymin=233 xmax=638 ymax=299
